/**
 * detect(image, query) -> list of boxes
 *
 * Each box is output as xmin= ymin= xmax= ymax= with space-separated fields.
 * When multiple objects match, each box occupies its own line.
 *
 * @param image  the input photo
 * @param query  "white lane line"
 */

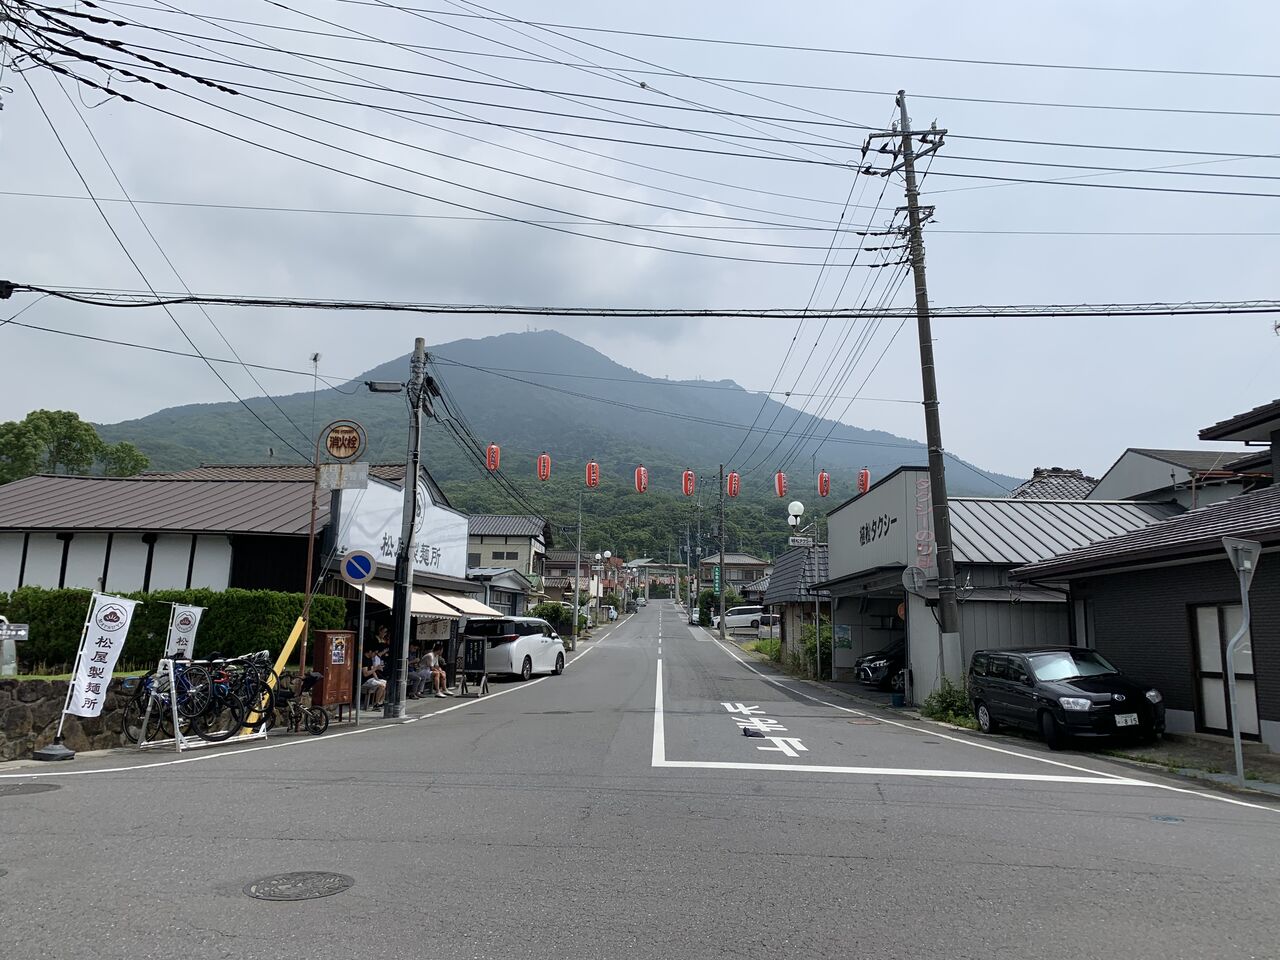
xmin=706 ymin=635 xmax=1278 ymax=812
xmin=0 ymin=630 xmax=612 ymax=780
xmin=658 ymin=759 xmax=1143 ymax=784
xmin=651 ymin=658 xmax=665 ymax=766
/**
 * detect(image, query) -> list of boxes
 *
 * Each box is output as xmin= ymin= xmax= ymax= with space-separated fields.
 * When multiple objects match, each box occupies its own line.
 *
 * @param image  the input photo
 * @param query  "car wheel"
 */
xmin=975 ymin=700 xmax=998 ymax=734
xmin=552 ymin=653 xmax=564 ymax=676
xmin=520 ymin=656 xmax=533 ymax=681
xmin=1040 ymin=711 xmax=1066 ymax=750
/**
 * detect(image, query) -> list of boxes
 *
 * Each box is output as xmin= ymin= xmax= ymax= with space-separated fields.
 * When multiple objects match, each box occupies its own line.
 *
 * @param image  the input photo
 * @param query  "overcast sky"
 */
xmin=2 ymin=0 xmax=1277 ymax=478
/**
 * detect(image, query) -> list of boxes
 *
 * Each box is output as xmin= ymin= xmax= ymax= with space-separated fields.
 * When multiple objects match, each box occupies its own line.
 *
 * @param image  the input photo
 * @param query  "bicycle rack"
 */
xmin=137 ymin=657 xmax=270 ymax=753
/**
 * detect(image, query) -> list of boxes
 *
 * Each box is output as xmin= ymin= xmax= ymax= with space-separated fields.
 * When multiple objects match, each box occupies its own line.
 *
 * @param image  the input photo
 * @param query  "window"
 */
xmin=467 ymin=553 xmax=481 ymax=568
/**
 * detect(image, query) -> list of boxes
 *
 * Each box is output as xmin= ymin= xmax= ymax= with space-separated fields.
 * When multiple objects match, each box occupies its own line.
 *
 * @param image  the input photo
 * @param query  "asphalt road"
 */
xmin=2 ymin=600 xmax=1278 ymax=960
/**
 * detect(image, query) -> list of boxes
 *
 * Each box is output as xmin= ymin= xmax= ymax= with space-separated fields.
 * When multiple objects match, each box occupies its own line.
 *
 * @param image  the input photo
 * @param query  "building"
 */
xmin=1014 ymin=398 xmax=1279 ymax=752
xmin=698 ymin=552 xmax=772 ymax=595
xmin=466 ymin=515 xmax=552 ymax=582
xmin=1087 ymin=448 xmax=1260 ymax=508
xmin=1010 ymin=467 xmax=1097 ymax=500
xmin=762 ymin=545 xmax=827 ymax=659
xmin=815 ymin=466 xmax=1180 ymax=698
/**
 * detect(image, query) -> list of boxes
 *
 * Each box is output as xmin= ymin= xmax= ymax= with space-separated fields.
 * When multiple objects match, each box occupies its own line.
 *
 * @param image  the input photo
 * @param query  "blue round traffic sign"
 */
xmin=341 ymin=550 xmax=376 ymax=586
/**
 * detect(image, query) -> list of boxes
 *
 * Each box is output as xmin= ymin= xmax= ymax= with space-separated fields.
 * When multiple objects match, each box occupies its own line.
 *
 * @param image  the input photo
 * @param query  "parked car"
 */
xmin=968 ymin=647 xmax=1164 ymax=750
xmin=855 ymin=640 xmax=906 ymax=691
xmin=461 ymin=617 xmax=566 ymax=680
xmin=711 ymin=605 xmax=765 ymax=631
xmin=756 ymin=614 xmax=781 ymax=638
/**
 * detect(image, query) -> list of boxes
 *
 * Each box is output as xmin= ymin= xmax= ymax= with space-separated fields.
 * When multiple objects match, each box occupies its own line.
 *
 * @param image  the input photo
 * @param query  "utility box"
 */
xmin=310 ymin=630 xmax=355 ymax=707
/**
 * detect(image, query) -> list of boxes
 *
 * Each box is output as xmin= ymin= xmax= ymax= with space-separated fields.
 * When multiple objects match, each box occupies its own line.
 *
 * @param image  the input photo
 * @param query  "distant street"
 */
xmin=3 ymin=600 xmax=1278 ymax=960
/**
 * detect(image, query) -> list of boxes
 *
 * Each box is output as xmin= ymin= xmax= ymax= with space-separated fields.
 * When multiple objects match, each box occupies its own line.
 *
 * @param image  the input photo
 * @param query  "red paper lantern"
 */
xmin=585 ymin=460 xmax=600 ymax=488
xmin=857 ymin=467 xmax=872 ymax=494
xmin=774 ymin=471 xmax=788 ymax=498
xmin=536 ymin=452 xmax=552 ymax=482
xmin=485 ymin=442 xmax=501 ymax=472
xmin=726 ymin=471 xmax=740 ymax=498
xmin=634 ymin=464 xmax=649 ymax=494
xmin=682 ymin=469 xmax=696 ymax=497
xmin=818 ymin=470 xmax=831 ymax=497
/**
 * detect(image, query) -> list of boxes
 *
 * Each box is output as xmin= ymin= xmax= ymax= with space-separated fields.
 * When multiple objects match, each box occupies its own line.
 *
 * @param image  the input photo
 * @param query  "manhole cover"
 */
xmin=243 ymin=871 xmax=354 ymax=901
xmin=1150 ymin=815 xmax=1184 ymax=824
xmin=848 ymin=718 xmax=881 ymax=725
xmin=0 ymin=783 xmax=61 ymax=797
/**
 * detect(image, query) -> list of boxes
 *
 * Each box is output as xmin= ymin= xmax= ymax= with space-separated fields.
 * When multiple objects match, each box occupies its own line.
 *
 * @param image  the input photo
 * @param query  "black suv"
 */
xmin=968 ymin=647 xmax=1164 ymax=750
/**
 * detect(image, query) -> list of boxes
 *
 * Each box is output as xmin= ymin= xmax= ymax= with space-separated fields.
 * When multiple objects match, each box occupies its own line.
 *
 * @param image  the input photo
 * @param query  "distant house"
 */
xmin=466 ymin=515 xmax=552 ymax=582
xmin=1087 ymin=448 xmax=1261 ymax=508
xmin=1010 ymin=467 xmax=1097 ymax=500
xmin=1015 ymin=398 xmax=1279 ymax=752
xmin=698 ymin=552 xmax=772 ymax=595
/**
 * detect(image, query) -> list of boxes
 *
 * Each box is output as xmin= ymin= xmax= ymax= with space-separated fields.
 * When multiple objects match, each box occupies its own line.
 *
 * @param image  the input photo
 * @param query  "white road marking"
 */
xmin=702 ymin=635 xmax=1278 ymax=812
xmin=0 ymin=629 xmax=613 ymax=780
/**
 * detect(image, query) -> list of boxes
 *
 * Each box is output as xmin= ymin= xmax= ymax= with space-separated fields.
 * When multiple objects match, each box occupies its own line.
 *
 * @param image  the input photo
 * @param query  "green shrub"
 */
xmin=920 ymin=678 xmax=976 ymax=728
xmin=0 ymin=586 xmax=344 ymax=673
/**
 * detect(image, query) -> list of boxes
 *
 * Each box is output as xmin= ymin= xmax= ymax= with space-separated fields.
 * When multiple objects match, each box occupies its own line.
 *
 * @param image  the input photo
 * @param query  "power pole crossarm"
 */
xmin=897 ymin=91 xmax=962 ymax=669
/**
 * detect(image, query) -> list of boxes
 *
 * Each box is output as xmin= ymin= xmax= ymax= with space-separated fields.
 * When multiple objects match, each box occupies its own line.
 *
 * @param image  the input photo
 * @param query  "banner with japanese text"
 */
xmin=67 ymin=593 xmax=139 ymax=718
xmin=164 ymin=604 xmax=204 ymax=658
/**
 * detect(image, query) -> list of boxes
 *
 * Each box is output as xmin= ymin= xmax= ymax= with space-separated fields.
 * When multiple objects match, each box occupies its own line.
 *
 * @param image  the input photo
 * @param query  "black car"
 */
xmin=968 ymin=647 xmax=1165 ymax=750
xmin=855 ymin=641 xmax=905 ymax=691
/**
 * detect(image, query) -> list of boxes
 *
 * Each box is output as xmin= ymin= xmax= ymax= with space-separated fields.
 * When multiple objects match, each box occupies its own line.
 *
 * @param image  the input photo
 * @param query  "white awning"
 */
xmin=362 ymin=583 xmax=460 ymax=618
xmin=433 ymin=591 xmax=502 ymax=618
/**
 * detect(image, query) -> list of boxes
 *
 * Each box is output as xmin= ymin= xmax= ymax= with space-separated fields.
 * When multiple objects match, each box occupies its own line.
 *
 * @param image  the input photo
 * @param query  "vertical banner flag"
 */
xmin=67 ymin=593 xmax=139 ymax=718
xmin=164 ymin=604 xmax=205 ymax=658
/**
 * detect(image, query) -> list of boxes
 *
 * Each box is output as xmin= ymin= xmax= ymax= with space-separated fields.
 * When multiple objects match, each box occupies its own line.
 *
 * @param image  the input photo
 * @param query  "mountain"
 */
xmin=96 ymin=330 xmax=1020 ymax=560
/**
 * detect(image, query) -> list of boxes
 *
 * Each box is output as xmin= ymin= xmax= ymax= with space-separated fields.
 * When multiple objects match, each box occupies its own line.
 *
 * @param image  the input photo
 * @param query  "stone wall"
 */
xmin=0 ymin=678 xmax=129 ymax=761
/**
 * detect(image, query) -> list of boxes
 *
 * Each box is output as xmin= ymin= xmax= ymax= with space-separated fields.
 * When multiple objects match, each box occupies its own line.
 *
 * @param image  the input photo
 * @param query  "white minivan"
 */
xmin=462 ymin=617 xmax=566 ymax=680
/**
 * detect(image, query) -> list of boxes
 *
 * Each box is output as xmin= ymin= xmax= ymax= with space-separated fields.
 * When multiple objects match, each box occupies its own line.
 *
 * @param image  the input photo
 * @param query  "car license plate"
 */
xmin=1115 ymin=713 xmax=1139 ymax=727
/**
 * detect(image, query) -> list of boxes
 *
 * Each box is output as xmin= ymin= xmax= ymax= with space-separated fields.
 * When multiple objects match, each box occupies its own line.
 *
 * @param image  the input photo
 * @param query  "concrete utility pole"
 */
xmin=718 ymin=463 xmax=726 ymax=641
xmin=896 ymin=90 xmax=962 ymax=654
xmin=385 ymin=338 xmax=429 ymax=719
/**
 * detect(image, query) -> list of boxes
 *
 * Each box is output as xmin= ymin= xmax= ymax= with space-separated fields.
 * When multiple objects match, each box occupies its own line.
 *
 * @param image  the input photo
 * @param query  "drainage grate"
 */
xmin=0 ymin=783 xmax=61 ymax=797
xmin=1150 ymin=815 xmax=1184 ymax=824
xmin=243 ymin=871 xmax=355 ymax=901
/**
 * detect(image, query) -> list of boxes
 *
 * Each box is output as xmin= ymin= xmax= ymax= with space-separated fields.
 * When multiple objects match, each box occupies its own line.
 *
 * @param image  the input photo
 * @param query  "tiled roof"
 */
xmin=1010 ymin=467 xmax=1097 ymax=500
xmin=1129 ymin=448 xmax=1253 ymax=472
xmin=467 ymin=515 xmax=548 ymax=538
xmin=1014 ymin=484 xmax=1280 ymax=579
xmin=763 ymin=545 xmax=828 ymax=605
xmin=0 ymin=475 xmax=319 ymax=535
xmin=948 ymin=497 xmax=1181 ymax=566
xmin=1199 ymin=398 xmax=1280 ymax=442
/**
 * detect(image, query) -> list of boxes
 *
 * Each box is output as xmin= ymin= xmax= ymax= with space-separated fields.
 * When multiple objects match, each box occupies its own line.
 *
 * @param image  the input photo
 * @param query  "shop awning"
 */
xmin=434 ymin=591 xmax=502 ymax=618
xmin=363 ymin=584 xmax=461 ymax=618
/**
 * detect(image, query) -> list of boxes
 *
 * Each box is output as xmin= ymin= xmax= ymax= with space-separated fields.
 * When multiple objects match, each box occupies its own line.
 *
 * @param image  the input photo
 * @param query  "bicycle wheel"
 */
xmin=191 ymin=694 xmax=246 ymax=743
xmin=304 ymin=707 xmax=329 ymax=736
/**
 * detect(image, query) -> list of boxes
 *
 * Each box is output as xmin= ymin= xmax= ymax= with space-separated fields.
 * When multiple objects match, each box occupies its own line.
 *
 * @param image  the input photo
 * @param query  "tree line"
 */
xmin=0 ymin=410 xmax=150 ymax=484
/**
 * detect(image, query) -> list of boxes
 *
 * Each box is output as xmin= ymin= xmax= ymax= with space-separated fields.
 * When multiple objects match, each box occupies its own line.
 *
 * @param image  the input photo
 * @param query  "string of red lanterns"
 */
xmin=484 ymin=443 xmax=871 ymax=497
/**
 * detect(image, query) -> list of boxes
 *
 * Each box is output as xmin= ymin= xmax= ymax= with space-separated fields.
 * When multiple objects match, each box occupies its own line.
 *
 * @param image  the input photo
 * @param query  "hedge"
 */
xmin=0 ymin=587 xmax=346 ymax=672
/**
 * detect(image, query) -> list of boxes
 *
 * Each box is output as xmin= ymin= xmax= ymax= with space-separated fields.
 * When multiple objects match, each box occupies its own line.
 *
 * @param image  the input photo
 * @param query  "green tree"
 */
xmin=22 ymin=409 xmax=102 ymax=475
xmin=0 ymin=420 xmax=42 ymax=484
xmin=99 ymin=440 xmax=150 ymax=477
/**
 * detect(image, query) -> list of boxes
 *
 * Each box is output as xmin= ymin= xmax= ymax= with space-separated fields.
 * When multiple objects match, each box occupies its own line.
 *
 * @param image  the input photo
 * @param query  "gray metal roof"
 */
xmin=0 ymin=475 xmax=319 ymax=536
xmin=948 ymin=497 xmax=1181 ymax=566
xmin=1128 ymin=448 xmax=1253 ymax=472
xmin=467 ymin=515 xmax=548 ymax=539
xmin=763 ymin=545 xmax=828 ymax=605
xmin=1010 ymin=467 xmax=1096 ymax=500
xmin=1014 ymin=484 xmax=1280 ymax=579
xmin=1199 ymin=398 xmax=1280 ymax=442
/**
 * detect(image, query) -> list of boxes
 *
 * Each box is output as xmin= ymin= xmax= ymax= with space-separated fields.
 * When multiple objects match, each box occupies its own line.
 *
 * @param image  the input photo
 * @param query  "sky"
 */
xmin=1 ymin=0 xmax=1278 ymax=479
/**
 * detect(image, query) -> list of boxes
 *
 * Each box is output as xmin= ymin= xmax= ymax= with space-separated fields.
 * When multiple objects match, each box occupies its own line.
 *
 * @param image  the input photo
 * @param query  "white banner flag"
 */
xmin=67 ymin=593 xmax=139 ymax=718
xmin=164 ymin=604 xmax=205 ymax=658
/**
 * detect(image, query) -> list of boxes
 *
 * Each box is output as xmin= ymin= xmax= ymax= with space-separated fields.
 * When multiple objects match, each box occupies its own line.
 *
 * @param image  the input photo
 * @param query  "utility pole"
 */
xmin=385 ymin=337 xmax=430 ymax=719
xmin=718 ymin=463 xmax=726 ymax=641
xmin=895 ymin=90 xmax=962 ymax=666
xmin=571 ymin=489 xmax=582 ymax=651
